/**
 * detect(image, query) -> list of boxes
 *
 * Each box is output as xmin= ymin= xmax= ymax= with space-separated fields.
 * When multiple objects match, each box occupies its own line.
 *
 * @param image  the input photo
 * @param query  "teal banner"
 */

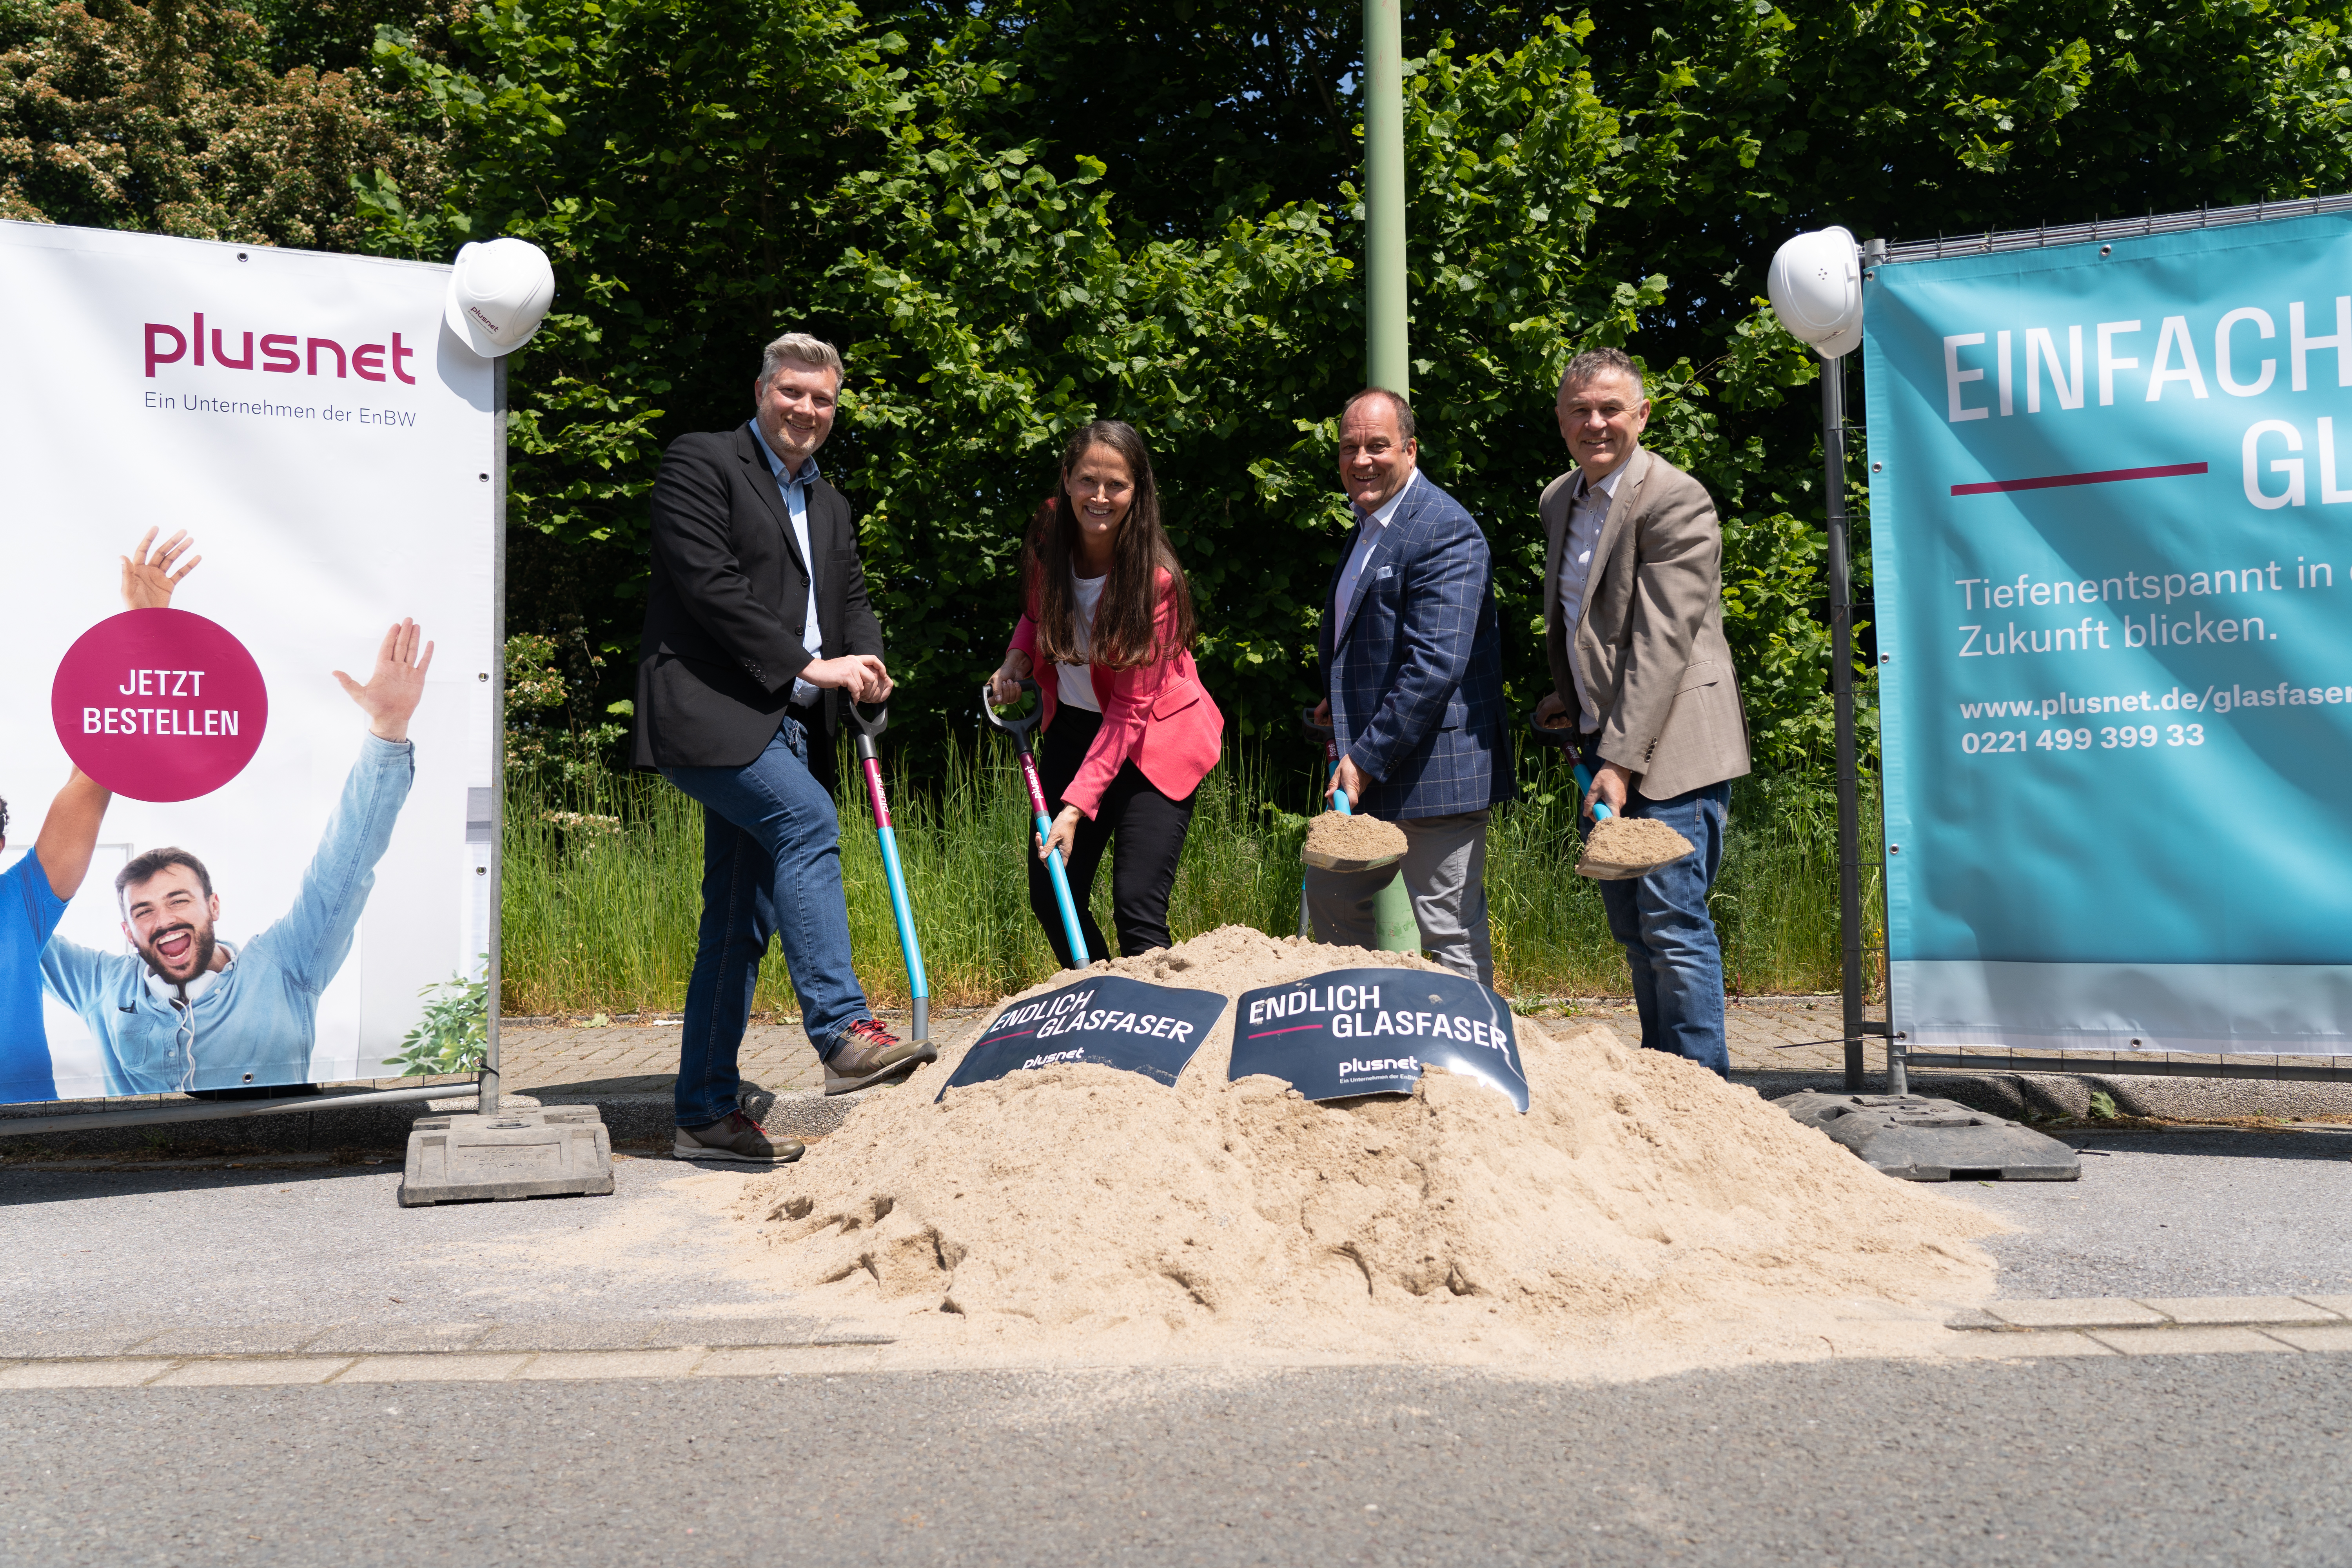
xmin=1866 ymin=213 xmax=2352 ymax=1054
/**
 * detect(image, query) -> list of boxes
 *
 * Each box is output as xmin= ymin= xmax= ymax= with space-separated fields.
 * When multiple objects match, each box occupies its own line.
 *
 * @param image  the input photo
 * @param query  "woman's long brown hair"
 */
xmin=1024 ymin=420 xmax=1196 ymax=670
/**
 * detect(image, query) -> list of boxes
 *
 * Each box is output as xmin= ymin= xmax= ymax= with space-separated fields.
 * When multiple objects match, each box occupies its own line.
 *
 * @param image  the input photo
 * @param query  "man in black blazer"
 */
xmin=635 ymin=332 xmax=935 ymax=1162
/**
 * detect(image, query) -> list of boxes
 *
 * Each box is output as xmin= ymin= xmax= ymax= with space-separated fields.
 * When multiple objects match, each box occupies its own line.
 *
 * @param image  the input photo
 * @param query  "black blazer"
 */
xmin=632 ymin=424 xmax=885 ymax=770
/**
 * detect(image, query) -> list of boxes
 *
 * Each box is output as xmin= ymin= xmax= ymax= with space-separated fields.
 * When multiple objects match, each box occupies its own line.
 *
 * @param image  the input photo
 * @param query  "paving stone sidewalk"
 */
xmin=495 ymin=995 xmax=1885 ymax=1101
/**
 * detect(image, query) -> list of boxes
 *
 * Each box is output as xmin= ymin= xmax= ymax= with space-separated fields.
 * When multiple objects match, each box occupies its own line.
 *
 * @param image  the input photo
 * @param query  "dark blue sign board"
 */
xmin=1230 ymin=967 xmax=1528 ymax=1112
xmin=939 ymin=975 xmax=1228 ymax=1100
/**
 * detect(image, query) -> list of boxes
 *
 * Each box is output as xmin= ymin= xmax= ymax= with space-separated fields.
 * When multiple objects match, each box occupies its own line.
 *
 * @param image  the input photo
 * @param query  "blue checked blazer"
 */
xmin=1318 ymin=473 xmax=1513 ymax=820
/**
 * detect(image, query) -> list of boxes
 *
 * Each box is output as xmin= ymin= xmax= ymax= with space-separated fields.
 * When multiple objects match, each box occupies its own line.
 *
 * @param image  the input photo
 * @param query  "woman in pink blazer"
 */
xmin=987 ymin=420 xmax=1223 ymax=965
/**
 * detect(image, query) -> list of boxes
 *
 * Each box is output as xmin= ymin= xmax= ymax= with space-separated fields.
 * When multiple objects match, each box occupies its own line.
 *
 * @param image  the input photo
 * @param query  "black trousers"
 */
xmin=1030 ymin=707 xmax=1197 ymax=966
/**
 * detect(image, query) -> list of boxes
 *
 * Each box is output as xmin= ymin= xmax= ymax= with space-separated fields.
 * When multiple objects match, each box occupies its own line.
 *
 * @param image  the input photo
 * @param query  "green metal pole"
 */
xmin=1361 ymin=0 xmax=1418 ymax=955
xmin=1363 ymin=0 xmax=1408 ymax=397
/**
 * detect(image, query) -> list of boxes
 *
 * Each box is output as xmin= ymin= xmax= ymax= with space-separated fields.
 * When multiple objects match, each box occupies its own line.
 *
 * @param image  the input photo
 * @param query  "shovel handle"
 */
xmin=982 ymin=677 xmax=1043 ymax=737
xmin=1528 ymin=712 xmax=1615 ymax=822
xmin=1574 ymin=762 xmax=1616 ymax=824
xmin=849 ymin=698 xmax=890 ymax=740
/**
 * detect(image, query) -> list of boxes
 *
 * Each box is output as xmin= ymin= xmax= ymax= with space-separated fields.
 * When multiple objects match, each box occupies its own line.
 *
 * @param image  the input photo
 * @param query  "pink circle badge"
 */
xmin=51 ymin=610 xmax=269 ymax=802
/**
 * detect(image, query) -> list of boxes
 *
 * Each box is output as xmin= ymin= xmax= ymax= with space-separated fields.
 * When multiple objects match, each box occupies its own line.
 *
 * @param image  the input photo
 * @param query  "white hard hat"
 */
xmin=442 ymin=238 xmax=556 ymax=358
xmin=1766 ymin=227 xmax=1864 ymax=359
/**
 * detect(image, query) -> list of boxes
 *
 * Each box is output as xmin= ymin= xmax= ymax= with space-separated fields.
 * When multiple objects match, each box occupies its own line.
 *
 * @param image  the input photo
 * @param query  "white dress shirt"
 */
xmin=749 ymin=421 xmax=825 ymax=707
xmin=1557 ymin=462 xmax=1624 ymax=732
xmin=1334 ymin=467 xmax=1420 ymax=634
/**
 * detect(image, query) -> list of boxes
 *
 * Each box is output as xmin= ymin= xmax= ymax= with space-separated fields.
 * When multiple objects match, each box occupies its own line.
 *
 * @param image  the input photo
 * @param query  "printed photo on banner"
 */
xmin=0 ymin=221 xmax=498 ymax=1106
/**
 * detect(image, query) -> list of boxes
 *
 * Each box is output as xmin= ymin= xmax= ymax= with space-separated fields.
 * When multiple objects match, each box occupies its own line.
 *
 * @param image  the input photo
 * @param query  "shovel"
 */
xmin=848 ymin=699 xmax=929 ymax=1044
xmin=1300 ymin=706 xmax=1419 ymax=951
xmin=981 ymin=678 xmax=1093 ymax=968
xmin=1526 ymin=712 xmax=1694 ymax=879
xmin=1299 ymin=704 xmax=1405 ymax=873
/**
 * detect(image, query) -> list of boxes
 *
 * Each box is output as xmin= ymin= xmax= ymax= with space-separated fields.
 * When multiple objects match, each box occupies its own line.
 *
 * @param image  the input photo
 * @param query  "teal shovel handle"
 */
xmin=1573 ymin=762 xmax=1616 ymax=824
xmin=1036 ymin=809 xmax=1089 ymax=964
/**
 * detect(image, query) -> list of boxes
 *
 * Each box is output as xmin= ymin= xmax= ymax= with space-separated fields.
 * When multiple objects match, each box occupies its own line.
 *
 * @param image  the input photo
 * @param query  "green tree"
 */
xmin=0 ymin=0 xmax=444 ymax=247
xmin=363 ymin=0 xmax=1839 ymax=768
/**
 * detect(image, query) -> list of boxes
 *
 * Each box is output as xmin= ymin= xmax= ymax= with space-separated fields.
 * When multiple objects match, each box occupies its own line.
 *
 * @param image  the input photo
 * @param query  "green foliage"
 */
xmin=0 ymin=0 xmax=444 ymax=246
xmin=385 ymin=969 xmax=488 ymax=1075
xmin=357 ymin=4 xmax=1844 ymax=768
xmin=504 ymin=632 xmax=626 ymax=780
xmin=498 ymin=741 xmax=1879 ymax=1014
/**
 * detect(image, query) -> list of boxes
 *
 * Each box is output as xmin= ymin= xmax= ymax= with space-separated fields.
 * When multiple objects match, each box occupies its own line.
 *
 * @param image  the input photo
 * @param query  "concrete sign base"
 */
xmin=1777 ymin=1092 xmax=2080 ymax=1182
xmin=398 ymin=1105 xmax=615 ymax=1206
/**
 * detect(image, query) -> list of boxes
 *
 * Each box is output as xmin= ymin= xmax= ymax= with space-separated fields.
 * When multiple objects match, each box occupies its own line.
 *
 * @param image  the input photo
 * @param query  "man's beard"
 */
xmin=140 ymin=921 xmax=217 ymax=987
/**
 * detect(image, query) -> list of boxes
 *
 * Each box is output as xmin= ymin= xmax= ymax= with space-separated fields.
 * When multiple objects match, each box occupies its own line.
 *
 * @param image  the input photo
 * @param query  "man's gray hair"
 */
xmin=1342 ymin=386 xmax=1417 ymax=443
xmin=1558 ymin=345 xmax=1645 ymax=401
xmin=757 ymin=332 xmax=844 ymax=388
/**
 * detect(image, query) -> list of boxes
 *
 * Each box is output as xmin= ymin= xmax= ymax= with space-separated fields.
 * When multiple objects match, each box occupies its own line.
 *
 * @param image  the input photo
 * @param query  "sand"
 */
xmin=1304 ymin=810 xmax=1408 ymax=863
xmin=730 ymin=926 xmax=2002 ymax=1377
xmin=1579 ymin=814 xmax=1697 ymax=877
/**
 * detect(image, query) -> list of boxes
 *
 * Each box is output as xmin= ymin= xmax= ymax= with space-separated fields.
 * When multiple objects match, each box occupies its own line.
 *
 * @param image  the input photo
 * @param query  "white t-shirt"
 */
xmin=1056 ymin=573 xmax=1107 ymax=712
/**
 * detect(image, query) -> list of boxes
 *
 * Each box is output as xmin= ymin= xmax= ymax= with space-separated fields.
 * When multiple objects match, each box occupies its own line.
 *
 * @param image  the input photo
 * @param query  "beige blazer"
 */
xmin=1541 ymin=445 xmax=1751 ymax=800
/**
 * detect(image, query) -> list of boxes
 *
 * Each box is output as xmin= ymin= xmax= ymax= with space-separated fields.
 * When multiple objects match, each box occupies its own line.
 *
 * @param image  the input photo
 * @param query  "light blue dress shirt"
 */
xmin=1557 ymin=463 xmax=1622 ymax=732
xmin=749 ymin=421 xmax=826 ymax=707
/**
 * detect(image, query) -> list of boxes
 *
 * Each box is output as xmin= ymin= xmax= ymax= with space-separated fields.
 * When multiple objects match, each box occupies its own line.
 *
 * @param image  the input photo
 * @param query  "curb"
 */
xmin=1738 ymin=1067 xmax=2352 ymax=1123
xmin=0 ymin=1083 xmax=888 ymax=1160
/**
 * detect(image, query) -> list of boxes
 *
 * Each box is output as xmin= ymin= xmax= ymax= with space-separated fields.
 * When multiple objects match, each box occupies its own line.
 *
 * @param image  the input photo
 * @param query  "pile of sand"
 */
xmin=731 ymin=926 xmax=2000 ymax=1374
xmin=1578 ymin=814 xmax=1697 ymax=878
xmin=1303 ymin=810 xmax=1408 ymax=862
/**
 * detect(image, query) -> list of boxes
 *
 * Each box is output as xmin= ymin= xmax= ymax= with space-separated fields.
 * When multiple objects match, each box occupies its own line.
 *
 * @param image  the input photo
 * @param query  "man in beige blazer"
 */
xmin=1535 ymin=346 xmax=1749 ymax=1075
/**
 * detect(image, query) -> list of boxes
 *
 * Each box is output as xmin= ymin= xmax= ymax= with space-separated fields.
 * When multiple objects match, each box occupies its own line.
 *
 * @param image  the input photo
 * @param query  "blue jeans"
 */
xmin=1586 ymin=779 xmax=1731 ymax=1077
xmin=662 ymin=718 xmax=871 ymax=1127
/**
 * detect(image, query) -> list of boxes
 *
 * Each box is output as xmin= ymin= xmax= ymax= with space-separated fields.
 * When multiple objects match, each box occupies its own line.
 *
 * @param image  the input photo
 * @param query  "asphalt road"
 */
xmin=1967 ymin=1128 xmax=2352 ymax=1298
xmin=3 ymin=1356 xmax=2348 ymax=1566
xmin=6 ymin=1126 xmax=2352 ymax=1565
xmin=7 ymin=1125 xmax=2350 ymax=1338
xmin=0 ymin=1156 xmax=765 ymax=1336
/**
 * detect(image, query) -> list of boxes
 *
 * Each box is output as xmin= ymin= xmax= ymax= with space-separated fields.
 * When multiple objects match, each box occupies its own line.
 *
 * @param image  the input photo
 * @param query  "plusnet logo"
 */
xmin=1337 ymin=1056 xmax=1419 ymax=1078
xmin=145 ymin=312 xmax=419 ymax=385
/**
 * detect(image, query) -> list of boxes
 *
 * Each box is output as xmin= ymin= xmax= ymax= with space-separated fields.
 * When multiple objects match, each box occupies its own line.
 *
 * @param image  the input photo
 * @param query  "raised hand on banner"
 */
xmin=121 ymin=528 xmax=201 ymax=611
xmin=334 ymin=619 xmax=434 ymax=744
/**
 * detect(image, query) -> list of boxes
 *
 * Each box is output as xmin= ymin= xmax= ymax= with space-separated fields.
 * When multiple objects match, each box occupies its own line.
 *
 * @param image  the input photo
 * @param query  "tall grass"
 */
xmin=500 ymin=734 xmax=1885 ymax=1016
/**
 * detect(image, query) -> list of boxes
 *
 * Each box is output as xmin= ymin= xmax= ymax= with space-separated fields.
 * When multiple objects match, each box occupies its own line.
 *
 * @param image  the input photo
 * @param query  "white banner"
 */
xmin=0 ymin=221 xmax=496 ymax=1103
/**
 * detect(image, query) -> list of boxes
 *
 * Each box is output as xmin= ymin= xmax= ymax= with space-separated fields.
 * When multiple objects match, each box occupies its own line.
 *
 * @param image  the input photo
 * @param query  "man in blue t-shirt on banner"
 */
xmin=1 ymin=530 xmax=200 ymax=1103
xmin=0 ymin=772 xmax=111 ymax=1104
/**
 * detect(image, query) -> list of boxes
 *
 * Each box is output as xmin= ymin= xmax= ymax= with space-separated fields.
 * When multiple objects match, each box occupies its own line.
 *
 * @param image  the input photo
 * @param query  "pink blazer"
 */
xmin=1008 ymin=570 xmax=1223 ymax=818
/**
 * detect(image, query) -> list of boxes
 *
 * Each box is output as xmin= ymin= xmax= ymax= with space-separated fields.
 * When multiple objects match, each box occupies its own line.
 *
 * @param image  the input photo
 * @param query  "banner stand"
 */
xmin=1851 ymin=193 xmax=2352 ymax=1093
xmin=0 ymin=302 xmax=515 ymax=1144
xmin=1821 ymin=337 xmax=1895 ymax=1094
xmin=477 ymin=354 xmax=506 ymax=1117
xmin=0 ymin=1080 xmax=472 ymax=1140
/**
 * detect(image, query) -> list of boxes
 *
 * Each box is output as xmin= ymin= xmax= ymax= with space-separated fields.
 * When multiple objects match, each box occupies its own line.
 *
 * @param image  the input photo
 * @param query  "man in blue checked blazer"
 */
xmin=1305 ymin=387 xmax=1512 ymax=983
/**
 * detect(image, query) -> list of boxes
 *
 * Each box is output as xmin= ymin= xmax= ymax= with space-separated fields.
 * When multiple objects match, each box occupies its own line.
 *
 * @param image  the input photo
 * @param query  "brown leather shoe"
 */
xmin=823 ymin=1018 xmax=938 ymax=1096
xmin=673 ymin=1110 xmax=803 ymax=1163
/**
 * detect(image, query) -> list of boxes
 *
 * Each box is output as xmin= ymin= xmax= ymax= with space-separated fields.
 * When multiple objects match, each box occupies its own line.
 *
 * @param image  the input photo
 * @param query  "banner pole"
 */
xmin=479 ymin=355 xmax=507 ymax=1115
xmin=1822 ymin=352 xmax=1866 ymax=1093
